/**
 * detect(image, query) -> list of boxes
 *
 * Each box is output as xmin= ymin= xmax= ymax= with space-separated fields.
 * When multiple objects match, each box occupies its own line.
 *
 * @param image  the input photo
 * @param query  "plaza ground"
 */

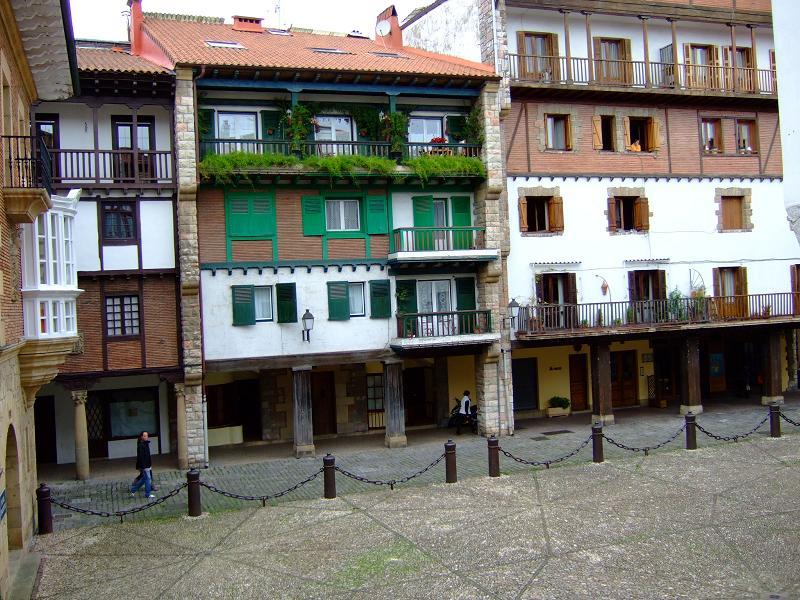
xmin=28 ymin=398 xmax=800 ymax=598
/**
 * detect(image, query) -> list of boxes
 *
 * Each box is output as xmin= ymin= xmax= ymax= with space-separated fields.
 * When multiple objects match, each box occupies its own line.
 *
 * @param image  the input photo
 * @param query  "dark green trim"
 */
xmin=202 ymin=259 xmax=388 ymax=274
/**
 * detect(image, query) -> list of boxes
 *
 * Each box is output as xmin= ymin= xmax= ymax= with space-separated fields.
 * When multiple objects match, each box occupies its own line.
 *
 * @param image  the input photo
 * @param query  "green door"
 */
xmin=455 ymin=277 xmax=477 ymax=333
xmin=450 ymin=196 xmax=472 ymax=249
xmin=412 ymin=195 xmax=434 ymax=251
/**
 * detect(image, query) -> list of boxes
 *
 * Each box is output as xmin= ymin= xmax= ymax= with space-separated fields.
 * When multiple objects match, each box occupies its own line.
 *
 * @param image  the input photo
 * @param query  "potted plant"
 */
xmin=462 ymin=104 xmax=484 ymax=146
xmin=626 ymin=306 xmax=635 ymax=324
xmin=283 ymin=105 xmax=312 ymax=158
xmin=762 ymin=304 xmax=772 ymax=318
xmin=596 ymin=308 xmax=604 ymax=328
xmin=382 ymin=112 xmax=408 ymax=163
xmin=546 ymin=396 xmax=571 ymax=418
xmin=580 ymin=319 xmax=589 ymax=328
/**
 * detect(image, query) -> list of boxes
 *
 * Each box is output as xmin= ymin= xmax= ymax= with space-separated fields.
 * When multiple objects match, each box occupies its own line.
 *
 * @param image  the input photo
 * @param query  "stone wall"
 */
xmin=259 ymin=370 xmax=292 ymax=441
xmin=336 ymin=364 xmax=368 ymax=435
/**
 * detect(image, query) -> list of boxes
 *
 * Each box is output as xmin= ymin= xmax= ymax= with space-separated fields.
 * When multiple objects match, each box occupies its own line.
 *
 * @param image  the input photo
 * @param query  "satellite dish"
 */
xmin=376 ymin=19 xmax=391 ymax=37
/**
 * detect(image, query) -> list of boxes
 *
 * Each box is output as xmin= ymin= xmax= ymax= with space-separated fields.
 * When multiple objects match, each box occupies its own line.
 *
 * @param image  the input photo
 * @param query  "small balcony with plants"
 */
xmin=196 ymin=102 xmax=486 ymax=186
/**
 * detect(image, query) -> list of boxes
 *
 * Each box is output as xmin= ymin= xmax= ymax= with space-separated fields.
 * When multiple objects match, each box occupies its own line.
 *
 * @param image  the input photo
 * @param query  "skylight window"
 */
xmin=310 ymin=47 xmax=351 ymax=55
xmin=267 ymin=28 xmax=292 ymax=36
xmin=370 ymin=51 xmax=407 ymax=59
xmin=205 ymin=40 xmax=246 ymax=49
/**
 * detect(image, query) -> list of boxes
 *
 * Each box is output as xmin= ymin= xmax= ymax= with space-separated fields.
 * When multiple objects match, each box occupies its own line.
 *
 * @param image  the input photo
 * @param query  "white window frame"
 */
xmin=254 ymin=285 xmax=274 ymax=322
xmin=217 ymin=112 xmax=257 ymax=140
xmin=348 ymin=282 xmax=366 ymax=317
xmin=325 ymin=199 xmax=361 ymax=232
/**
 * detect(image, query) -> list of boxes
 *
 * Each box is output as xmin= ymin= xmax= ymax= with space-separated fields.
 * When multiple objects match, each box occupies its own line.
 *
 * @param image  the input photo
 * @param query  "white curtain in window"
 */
xmin=254 ymin=286 xmax=273 ymax=320
xmin=348 ymin=283 xmax=365 ymax=316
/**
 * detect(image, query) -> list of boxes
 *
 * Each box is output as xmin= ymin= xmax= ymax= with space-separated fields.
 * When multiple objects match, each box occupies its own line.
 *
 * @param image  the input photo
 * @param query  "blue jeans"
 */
xmin=130 ymin=467 xmax=152 ymax=496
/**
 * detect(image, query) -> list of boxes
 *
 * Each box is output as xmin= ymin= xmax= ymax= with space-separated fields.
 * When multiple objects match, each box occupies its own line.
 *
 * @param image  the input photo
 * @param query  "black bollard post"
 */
xmin=187 ymin=469 xmax=201 ymax=517
xmin=445 ymin=440 xmax=457 ymax=483
xmin=592 ymin=423 xmax=604 ymax=463
xmin=487 ymin=436 xmax=500 ymax=478
xmin=36 ymin=484 xmax=52 ymax=535
xmin=685 ymin=412 xmax=697 ymax=450
xmin=769 ymin=403 xmax=781 ymax=438
xmin=323 ymin=454 xmax=336 ymax=499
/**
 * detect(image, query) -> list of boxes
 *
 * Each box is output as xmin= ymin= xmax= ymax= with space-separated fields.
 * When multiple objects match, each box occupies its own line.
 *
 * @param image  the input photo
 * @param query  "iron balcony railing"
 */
xmin=515 ymin=293 xmax=799 ymax=337
xmin=507 ymin=54 xmax=777 ymax=95
xmin=397 ymin=310 xmax=493 ymax=339
xmin=199 ymin=139 xmax=482 ymax=161
xmin=391 ymin=227 xmax=486 ymax=253
xmin=2 ymin=135 xmax=52 ymax=195
xmin=47 ymin=149 xmax=174 ymax=187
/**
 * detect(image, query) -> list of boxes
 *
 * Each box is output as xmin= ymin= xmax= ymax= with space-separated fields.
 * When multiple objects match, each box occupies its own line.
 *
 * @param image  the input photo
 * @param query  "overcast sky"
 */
xmin=70 ymin=0 xmax=425 ymax=42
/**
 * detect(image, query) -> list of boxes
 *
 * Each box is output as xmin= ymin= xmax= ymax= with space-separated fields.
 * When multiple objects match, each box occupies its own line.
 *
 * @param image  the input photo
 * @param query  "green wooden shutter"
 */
xmin=251 ymin=195 xmax=275 ymax=236
xmin=365 ymin=195 xmax=388 ymax=234
xmin=455 ymin=277 xmax=477 ymax=333
xmin=276 ymin=283 xmax=297 ymax=323
xmin=395 ymin=279 xmax=417 ymax=314
xmin=260 ymin=110 xmax=282 ymax=141
xmin=198 ymin=108 xmax=215 ymax=141
xmin=226 ymin=195 xmax=251 ymax=237
xmin=369 ymin=280 xmax=391 ymax=318
xmin=302 ymin=196 xmax=325 ymax=236
xmin=226 ymin=193 xmax=275 ymax=237
xmin=412 ymin=195 xmax=434 ymax=251
xmin=446 ymin=115 xmax=467 ymax=142
xmin=450 ymin=196 xmax=472 ymax=249
xmin=231 ymin=285 xmax=256 ymax=326
xmin=327 ymin=281 xmax=351 ymax=321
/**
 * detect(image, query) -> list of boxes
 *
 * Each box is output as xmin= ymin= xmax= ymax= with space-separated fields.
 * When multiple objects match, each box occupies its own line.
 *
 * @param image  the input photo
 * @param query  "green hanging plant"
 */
xmin=382 ymin=112 xmax=409 ymax=153
xmin=463 ymin=104 xmax=484 ymax=146
xmin=281 ymin=104 xmax=313 ymax=154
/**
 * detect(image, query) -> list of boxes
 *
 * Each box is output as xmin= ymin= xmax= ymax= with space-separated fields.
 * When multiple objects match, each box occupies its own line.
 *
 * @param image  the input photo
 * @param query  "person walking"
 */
xmin=130 ymin=431 xmax=155 ymax=498
xmin=456 ymin=390 xmax=471 ymax=435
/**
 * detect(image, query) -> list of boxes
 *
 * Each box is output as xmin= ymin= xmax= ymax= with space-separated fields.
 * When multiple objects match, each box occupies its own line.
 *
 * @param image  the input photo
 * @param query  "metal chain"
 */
xmin=335 ymin=453 xmax=445 ymax=490
xmin=695 ymin=414 xmax=769 ymax=442
xmin=603 ymin=424 xmax=686 ymax=456
xmin=51 ymin=482 xmax=188 ymax=522
xmin=780 ymin=412 xmax=800 ymax=427
xmin=199 ymin=468 xmax=323 ymax=504
xmin=498 ymin=435 xmax=592 ymax=468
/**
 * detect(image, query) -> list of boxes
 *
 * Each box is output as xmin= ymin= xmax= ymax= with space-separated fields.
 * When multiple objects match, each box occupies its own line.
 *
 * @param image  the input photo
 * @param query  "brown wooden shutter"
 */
xmin=593 ymin=38 xmax=603 ymax=81
xmin=712 ymin=267 xmax=721 ymax=297
xmin=792 ymin=265 xmax=800 ymax=315
xmin=736 ymin=267 xmax=748 ymax=296
xmin=607 ymin=197 xmax=617 ymax=232
xmin=634 ymin=197 xmax=650 ymax=231
xmin=711 ymin=45 xmax=721 ymax=88
xmin=622 ymin=38 xmax=633 ymax=83
xmin=548 ymin=196 xmax=564 ymax=232
xmin=564 ymin=115 xmax=572 ymax=150
xmin=656 ymin=270 xmax=667 ymax=300
xmin=628 ymin=271 xmax=637 ymax=302
xmin=722 ymin=46 xmax=733 ymax=89
xmin=592 ymin=115 xmax=602 ymax=150
xmin=623 ymin=117 xmax=631 ymax=149
xmin=683 ymin=44 xmax=693 ymax=87
xmin=517 ymin=32 xmax=529 ymax=78
xmin=518 ymin=196 xmax=528 ymax=231
xmin=549 ymin=33 xmax=560 ymax=80
xmin=648 ymin=120 xmax=661 ymax=152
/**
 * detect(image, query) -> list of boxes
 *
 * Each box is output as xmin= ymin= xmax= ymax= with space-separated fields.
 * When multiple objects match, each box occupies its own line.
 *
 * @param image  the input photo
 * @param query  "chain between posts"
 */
xmin=780 ymin=412 xmax=800 ymax=427
xmin=335 ymin=452 xmax=445 ymax=490
xmin=602 ymin=424 xmax=687 ymax=456
xmin=199 ymin=468 xmax=323 ymax=506
xmin=498 ymin=435 xmax=592 ymax=468
xmin=694 ymin=414 xmax=769 ymax=442
xmin=50 ymin=482 xmax=188 ymax=523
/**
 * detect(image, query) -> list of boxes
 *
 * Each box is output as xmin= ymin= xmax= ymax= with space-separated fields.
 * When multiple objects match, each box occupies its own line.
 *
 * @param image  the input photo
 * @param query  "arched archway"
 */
xmin=5 ymin=426 xmax=22 ymax=550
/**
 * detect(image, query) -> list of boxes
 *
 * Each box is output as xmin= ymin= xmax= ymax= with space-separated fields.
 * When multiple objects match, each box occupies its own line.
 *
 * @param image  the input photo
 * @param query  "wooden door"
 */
xmin=238 ymin=380 xmax=262 ymax=441
xmin=34 ymin=395 xmax=57 ymax=463
xmin=653 ymin=344 xmax=679 ymax=408
xmin=311 ymin=371 xmax=337 ymax=435
xmin=568 ymin=354 xmax=588 ymax=411
xmin=611 ymin=350 xmax=638 ymax=407
xmin=512 ymin=358 xmax=538 ymax=411
xmin=404 ymin=367 xmax=434 ymax=426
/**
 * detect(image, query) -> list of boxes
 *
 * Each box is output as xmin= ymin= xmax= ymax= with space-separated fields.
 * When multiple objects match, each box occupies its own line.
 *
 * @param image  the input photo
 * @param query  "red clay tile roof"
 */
xmin=141 ymin=16 xmax=495 ymax=78
xmin=77 ymin=47 xmax=171 ymax=74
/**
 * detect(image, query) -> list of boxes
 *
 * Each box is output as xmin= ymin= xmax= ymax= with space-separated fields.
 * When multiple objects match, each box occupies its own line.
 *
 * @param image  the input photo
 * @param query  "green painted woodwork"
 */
xmin=369 ymin=280 xmax=391 ymax=318
xmin=198 ymin=109 xmax=215 ymax=141
xmin=260 ymin=110 xmax=283 ymax=141
xmin=412 ymin=195 xmax=434 ymax=250
xmin=301 ymin=195 xmax=325 ymax=236
xmin=365 ymin=195 xmax=388 ymax=234
xmin=446 ymin=115 xmax=467 ymax=142
xmin=395 ymin=279 xmax=417 ymax=314
xmin=225 ymin=192 xmax=275 ymax=238
xmin=450 ymin=196 xmax=472 ymax=249
xmin=231 ymin=285 xmax=256 ymax=326
xmin=327 ymin=281 xmax=351 ymax=321
xmin=276 ymin=283 xmax=298 ymax=323
xmin=455 ymin=277 xmax=477 ymax=333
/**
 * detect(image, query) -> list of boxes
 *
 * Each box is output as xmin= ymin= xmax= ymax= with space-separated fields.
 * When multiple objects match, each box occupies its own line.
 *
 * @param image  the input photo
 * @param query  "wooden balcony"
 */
xmin=508 ymin=54 xmax=777 ymax=97
xmin=515 ymin=293 xmax=800 ymax=342
xmin=388 ymin=227 xmax=498 ymax=266
xmin=392 ymin=310 xmax=499 ymax=351
xmin=47 ymin=149 xmax=175 ymax=190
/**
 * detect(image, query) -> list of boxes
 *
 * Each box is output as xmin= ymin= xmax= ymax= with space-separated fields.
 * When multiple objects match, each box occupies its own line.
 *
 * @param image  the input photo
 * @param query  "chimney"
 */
xmin=128 ymin=0 xmax=143 ymax=55
xmin=232 ymin=16 xmax=264 ymax=33
xmin=376 ymin=5 xmax=402 ymax=49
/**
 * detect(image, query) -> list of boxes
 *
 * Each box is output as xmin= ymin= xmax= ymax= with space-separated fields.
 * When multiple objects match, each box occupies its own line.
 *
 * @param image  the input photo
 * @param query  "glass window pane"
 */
xmin=218 ymin=113 xmax=256 ymax=140
xmin=39 ymin=301 xmax=48 ymax=334
xmin=37 ymin=214 xmax=47 ymax=284
xmin=326 ymin=200 xmax=341 ymax=230
xmin=50 ymin=213 xmax=60 ymax=284
xmin=116 ymin=124 xmax=132 ymax=148
xmin=254 ymin=286 xmax=273 ymax=320
xmin=51 ymin=300 xmax=61 ymax=333
xmin=137 ymin=125 xmax=151 ymax=150
xmin=348 ymin=283 xmax=365 ymax=316
xmin=343 ymin=200 xmax=360 ymax=230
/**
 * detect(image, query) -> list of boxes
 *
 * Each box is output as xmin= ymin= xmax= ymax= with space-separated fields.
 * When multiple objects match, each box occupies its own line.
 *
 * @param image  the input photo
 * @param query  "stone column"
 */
xmin=174 ymin=383 xmax=188 ymax=470
xmin=762 ymin=331 xmax=785 ymax=405
xmin=72 ymin=390 xmax=90 ymax=480
xmin=591 ymin=343 xmax=614 ymax=424
xmin=679 ymin=337 xmax=703 ymax=415
xmin=292 ymin=367 xmax=315 ymax=457
xmin=383 ymin=360 xmax=407 ymax=448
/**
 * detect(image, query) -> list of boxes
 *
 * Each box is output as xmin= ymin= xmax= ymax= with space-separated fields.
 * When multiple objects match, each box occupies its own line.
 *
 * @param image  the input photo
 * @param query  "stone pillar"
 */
xmin=591 ymin=343 xmax=614 ymax=424
xmin=679 ymin=337 xmax=703 ymax=415
xmin=433 ymin=356 xmax=450 ymax=427
xmin=292 ymin=367 xmax=315 ymax=457
xmin=383 ymin=360 xmax=407 ymax=448
xmin=762 ymin=331 xmax=785 ymax=405
xmin=174 ymin=383 xmax=188 ymax=470
xmin=174 ymin=67 xmax=207 ymax=468
xmin=72 ymin=390 xmax=90 ymax=480
xmin=785 ymin=329 xmax=797 ymax=391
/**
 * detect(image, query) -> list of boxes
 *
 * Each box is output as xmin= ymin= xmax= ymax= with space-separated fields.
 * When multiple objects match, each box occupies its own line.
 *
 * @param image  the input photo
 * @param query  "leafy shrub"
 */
xmin=548 ymin=396 xmax=570 ymax=409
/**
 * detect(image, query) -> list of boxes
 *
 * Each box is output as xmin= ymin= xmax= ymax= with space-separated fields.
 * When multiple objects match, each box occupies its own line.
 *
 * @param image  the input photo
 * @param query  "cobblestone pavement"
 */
xmin=43 ymin=398 xmax=800 ymax=531
xmin=33 ymin=409 xmax=800 ymax=599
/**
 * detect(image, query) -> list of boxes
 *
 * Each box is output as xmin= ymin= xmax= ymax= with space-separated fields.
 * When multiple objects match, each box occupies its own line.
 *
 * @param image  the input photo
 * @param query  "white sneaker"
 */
xmin=146 ymin=494 xmax=155 ymax=498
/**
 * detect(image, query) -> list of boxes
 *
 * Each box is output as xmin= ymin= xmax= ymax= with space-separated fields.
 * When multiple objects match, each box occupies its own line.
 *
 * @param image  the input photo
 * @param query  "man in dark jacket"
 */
xmin=130 ymin=431 xmax=155 ymax=498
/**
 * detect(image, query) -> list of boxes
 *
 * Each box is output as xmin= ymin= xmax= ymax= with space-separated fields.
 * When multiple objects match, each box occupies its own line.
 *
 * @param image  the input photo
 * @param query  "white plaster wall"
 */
xmin=102 ymin=245 xmax=139 ymax=271
xmin=391 ymin=191 xmax=475 ymax=228
xmin=403 ymin=0 xmax=483 ymax=63
xmin=140 ymin=201 xmax=175 ymax=269
xmin=201 ymin=267 xmax=397 ymax=360
xmin=75 ymin=200 xmax=100 ymax=272
xmin=507 ymin=177 xmax=798 ymax=304
xmin=774 ymin=0 xmax=800 ymax=212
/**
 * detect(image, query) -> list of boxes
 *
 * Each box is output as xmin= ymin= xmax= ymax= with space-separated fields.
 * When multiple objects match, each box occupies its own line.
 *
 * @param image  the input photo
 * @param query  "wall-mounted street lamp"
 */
xmin=505 ymin=299 xmax=520 ymax=330
xmin=301 ymin=309 xmax=314 ymax=342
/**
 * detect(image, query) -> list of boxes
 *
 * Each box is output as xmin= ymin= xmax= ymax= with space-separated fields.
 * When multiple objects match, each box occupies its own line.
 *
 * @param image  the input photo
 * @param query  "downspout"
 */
xmin=60 ymin=0 xmax=81 ymax=96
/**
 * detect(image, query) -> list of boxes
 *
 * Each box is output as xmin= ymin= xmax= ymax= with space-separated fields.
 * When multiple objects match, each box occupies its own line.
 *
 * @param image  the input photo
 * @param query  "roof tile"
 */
xmin=77 ymin=47 xmax=171 ymax=74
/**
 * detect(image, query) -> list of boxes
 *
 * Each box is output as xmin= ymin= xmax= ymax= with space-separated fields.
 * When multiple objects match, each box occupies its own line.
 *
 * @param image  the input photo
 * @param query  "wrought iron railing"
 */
xmin=397 ymin=310 xmax=493 ymax=339
xmin=2 ymin=135 xmax=52 ymax=195
xmin=391 ymin=227 xmax=486 ymax=253
xmin=516 ymin=293 xmax=800 ymax=336
xmin=48 ymin=149 xmax=174 ymax=187
xmin=507 ymin=53 xmax=776 ymax=95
